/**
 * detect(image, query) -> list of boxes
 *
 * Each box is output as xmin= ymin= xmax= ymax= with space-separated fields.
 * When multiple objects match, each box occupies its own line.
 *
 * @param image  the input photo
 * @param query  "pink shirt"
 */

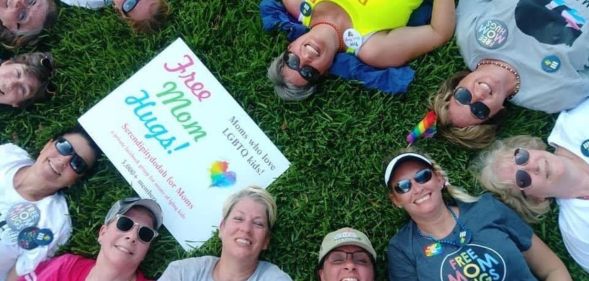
xmin=17 ymin=254 xmax=152 ymax=281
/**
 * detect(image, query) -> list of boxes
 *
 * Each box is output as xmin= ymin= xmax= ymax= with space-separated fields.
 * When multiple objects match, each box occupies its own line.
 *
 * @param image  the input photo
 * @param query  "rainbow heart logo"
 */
xmin=209 ymin=161 xmax=237 ymax=187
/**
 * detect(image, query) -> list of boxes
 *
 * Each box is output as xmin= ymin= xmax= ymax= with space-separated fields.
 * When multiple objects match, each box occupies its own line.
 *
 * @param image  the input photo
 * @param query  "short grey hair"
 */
xmin=267 ymin=51 xmax=317 ymax=101
xmin=222 ymin=186 xmax=278 ymax=229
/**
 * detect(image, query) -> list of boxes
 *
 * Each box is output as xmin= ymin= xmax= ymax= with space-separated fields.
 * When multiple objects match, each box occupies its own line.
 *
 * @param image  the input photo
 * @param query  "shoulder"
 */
xmin=168 ymin=256 xmax=218 ymax=268
xmin=255 ymin=260 xmax=292 ymax=281
xmin=388 ymin=222 xmax=413 ymax=247
xmin=0 ymin=143 xmax=31 ymax=162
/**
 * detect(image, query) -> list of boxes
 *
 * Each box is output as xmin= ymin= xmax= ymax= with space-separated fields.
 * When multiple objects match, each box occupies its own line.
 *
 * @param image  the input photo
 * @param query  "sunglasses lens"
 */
xmin=70 ymin=156 xmax=88 ymax=175
xmin=300 ymin=66 xmax=319 ymax=82
xmin=514 ymin=148 xmax=529 ymax=165
xmin=414 ymin=168 xmax=433 ymax=184
xmin=394 ymin=179 xmax=412 ymax=194
xmin=138 ymin=226 xmax=156 ymax=243
xmin=116 ymin=216 xmax=134 ymax=232
xmin=453 ymin=87 xmax=472 ymax=105
xmin=284 ymin=52 xmax=299 ymax=70
xmin=122 ymin=0 xmax=138 ymax=13
xmin=515 ymin=170 xmax=532 ymax=188
xmin=470 ymin=102 xmax=490 ymax=120
xmin=55 ymin=138 xmax=73 ymax=156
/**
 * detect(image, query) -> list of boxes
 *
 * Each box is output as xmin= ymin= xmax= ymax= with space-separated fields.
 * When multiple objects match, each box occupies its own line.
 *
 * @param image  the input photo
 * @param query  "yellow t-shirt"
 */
xmin=300 ymin=0 xmax=423 ymax=36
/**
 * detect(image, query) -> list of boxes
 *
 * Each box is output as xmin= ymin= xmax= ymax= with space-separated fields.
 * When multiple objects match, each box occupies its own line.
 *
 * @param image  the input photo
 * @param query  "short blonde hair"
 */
xmin=475 ymin=135 xmax=552 ymax=223
xmin=222 ymin=186 xmax=278 ymax=229
xmin=431 ymin=71 xmax=503 ymax=149
xmin=384 ymin=148 xmax=479 ymax=204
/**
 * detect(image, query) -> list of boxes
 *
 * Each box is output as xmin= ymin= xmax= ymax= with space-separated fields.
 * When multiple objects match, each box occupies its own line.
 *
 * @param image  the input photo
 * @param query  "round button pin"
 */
xmin=35 ymin=228 xmax=54 ymax=246
xmin=18 ymin=227 xmax=40 ymax=250
xmin=6 ymin=203 xmax=40 ymax=232
xmin=343 ymin=28 xmax=362 ymax=50
xmin=300 ymin=2 xmax=312 ymax=17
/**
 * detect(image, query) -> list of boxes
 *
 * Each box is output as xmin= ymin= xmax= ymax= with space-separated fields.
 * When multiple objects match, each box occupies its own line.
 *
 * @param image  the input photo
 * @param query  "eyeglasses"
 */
xmin=121 ymin=0 xmax=140 ymax=16
xmin=514 ymin=148 xmax=532 ymax=189
xmin=327 ymin=250 xmax=372 ymax=266
xmin=115 ymin=214 xmax=159 ymax=243
xmin=283 ymin=52 xmax=320 ymax=83
xmin=54 ymin=137 xmax=88 ymax=175
xmin=453 ymin=87 xmax=491 ymax=120
xmin=393 ymin=168 xmax=433 ymax=194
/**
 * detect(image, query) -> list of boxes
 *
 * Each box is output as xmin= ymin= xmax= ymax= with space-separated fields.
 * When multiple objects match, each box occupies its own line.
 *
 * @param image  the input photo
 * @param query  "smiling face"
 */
xmin=447 ymin=70 xmax=509 ymax=128
xmin=388 ymin=160 xmax=446 ymax=218
xmin=319 ymin=245 xmax=375 ymax=281
xmin=0 ymin=62 xmax=41 ymax=107
xmin=0 ymin=0 xmax=49 ymax=35
xmin=113 ymin=0 xmax=158 ymax=22
xmin=281 ymin=29 xmax=337 ymax=87
xmin=494 ymin=148 xmax=564 ymax=200
xmin=219 ymin=197 xmax=270 ymax=261
xmin=34 ymin=133 xmax=96 ymax=188
xmin=97 ymin=207 xmax=154 ymax=270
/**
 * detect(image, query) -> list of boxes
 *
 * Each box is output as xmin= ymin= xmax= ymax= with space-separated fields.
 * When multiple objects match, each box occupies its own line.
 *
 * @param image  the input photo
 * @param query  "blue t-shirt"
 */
xmin=387 ymin=194 xmax=535 ymax=281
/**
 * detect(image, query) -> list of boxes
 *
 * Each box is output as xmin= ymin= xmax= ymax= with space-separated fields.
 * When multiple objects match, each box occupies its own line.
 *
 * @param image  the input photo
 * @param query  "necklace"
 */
xmin=310 ymin=21 xmax=344 ymax=52
xmin=417 ymin=206 xmax=472 ymax=249
xmin=476 ymin=59 xmax=521 ymax=99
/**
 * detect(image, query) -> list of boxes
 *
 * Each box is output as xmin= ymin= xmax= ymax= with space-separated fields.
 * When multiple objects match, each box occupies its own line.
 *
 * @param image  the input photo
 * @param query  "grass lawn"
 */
xmin=1 ymin=0 xmax=587 ymax=280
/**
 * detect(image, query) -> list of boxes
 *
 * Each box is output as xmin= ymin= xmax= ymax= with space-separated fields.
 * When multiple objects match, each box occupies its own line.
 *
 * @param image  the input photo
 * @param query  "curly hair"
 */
xmin=430 ymin=71 xmax=505 ymax=149
xmin=4 ymin=52 xmax=56 ymax=108
xmin=474 ymin=135 xmax=552 ymax=223
xmin=0 ymin=0 xmax=57 ymax=48
xmin=267 ymin=51 xmax=317 ymax=101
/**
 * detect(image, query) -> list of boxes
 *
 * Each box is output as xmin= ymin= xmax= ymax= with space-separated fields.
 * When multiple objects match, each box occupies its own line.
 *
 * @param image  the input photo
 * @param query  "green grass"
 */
xmin=1 ymin=0 xmax=587 ymax=280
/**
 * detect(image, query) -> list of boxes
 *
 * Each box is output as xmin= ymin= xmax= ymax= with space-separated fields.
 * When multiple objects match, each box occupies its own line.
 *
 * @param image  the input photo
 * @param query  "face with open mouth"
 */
xmin=219 ymin=197 xmax=270 ymax=260
xmin=319 ymin=245 xmax=375 ymax=281
xmin=98 ymin=207 xmax=154 ymax=268
xmin=448 ymin=69 xmax=510 ymax=128
xmin=0 ymin=61 xmax=41 ymax=108
xmin=388 ymin=160 xmax=445 ymax=217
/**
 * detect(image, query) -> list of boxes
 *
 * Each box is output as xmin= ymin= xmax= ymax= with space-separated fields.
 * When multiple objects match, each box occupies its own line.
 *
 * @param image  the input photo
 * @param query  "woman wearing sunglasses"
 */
xmin=424 ymin=0 xmax=589 ymax=149
xmin=159 ymin=186 xmax=292 ymax=281
xmin=476 ymin=98 xmax=589 ymax=273
xmin=0 ymin=52 xmax=55 ymax=108
xmin=17 ymin=197 xmax=163 ymax=281
xmin=384 ymin=150 xmax=570 ymax=280
xmin=0 ymin=124 xmax=100 ymax=281
xmin=267 ymin=0 xmax=456 ymax=101
xmin=60 ymin=0 xmax=170 ymax=33
xmin=0 ymin=0 xmax=57 ymax=47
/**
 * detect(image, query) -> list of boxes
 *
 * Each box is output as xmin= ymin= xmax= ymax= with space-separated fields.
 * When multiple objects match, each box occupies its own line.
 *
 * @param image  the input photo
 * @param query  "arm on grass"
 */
xmin=358 ymin=0 xmax=456 ymax=67
xmin=283 ymin=0 xmax=303 ymax=18
xmin=523 ymin=234 xmax=571 ymax=281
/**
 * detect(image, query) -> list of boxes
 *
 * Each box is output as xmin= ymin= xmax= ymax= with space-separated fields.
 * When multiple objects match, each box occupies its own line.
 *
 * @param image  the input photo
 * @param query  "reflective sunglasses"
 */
xmin=121 ymin=0 xmax=140 ymax=16
xmin=283 ymin=52 xmax=321 ymax=83
xmin=54 ymin=137 xmax=88 ymax=175
xmin=115 ymin=214 xmax=159 ymax=243
xmin=327 ymin=250 xmax=372 ymax=266
xmin=453 ymin=87 xmax=491 ymax=120
xmin=514 ymin=148 xmax=532 ymax=189
xmin=393 ymin=168 xmax=433 ymax=194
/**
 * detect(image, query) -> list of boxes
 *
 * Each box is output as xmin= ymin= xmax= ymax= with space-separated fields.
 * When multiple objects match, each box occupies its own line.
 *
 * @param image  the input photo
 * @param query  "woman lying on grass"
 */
xmin=476 ymin=98 xmax=589 ymax=273
xmin=0 ymin=52 xmax=55 ymax=108
xmin=267 ymin=0 xmax=455 ymax=101
xmin=0 ymin=0 xmax=57 ymax=48
xmin=0 ymin=125 xmax=100 ymax=281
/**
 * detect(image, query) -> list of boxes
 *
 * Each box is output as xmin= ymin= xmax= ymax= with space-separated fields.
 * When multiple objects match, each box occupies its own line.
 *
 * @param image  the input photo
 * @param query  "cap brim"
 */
xmin=383 ymin=153 xmax=432 ymax=186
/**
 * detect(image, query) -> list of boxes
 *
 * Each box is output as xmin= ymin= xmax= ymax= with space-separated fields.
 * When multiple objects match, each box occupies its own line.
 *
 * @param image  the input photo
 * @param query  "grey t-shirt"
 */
xmin=456 ymin=0 xmax=589 ymax=113
xmin=158 ymin=256 xmax=292 ymax=281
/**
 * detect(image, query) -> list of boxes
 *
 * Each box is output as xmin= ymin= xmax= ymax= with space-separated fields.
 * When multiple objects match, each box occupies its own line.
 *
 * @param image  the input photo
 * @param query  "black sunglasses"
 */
xmin=122 ymin=0 xmax=140 ymax=16
xmin=393 ymin=168 xmax=433 ymax=194
xmin=514 ymin=148 xmax=532 ymax=189
xmin=453 ymin=87 xmax=491 ymax=120
xmin=115 ymin=214 xmax=158 ymax=243
xmin=283 ymin=52 xmax=321 ymax=83
xmin=54 ymin=137 xmax=88 ymax=175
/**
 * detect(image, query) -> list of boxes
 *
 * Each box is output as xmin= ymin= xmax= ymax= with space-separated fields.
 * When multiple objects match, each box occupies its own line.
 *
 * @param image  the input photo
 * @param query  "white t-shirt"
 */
xmin=548 ymin=98 xmax=589 ymax=273
xmin=60 ymin=0 xmax=111 ymax=9
xmin=0 ymin=144 xmax=72 ymax=280
xmin=158 ymin=256 xmax=292 ymax=281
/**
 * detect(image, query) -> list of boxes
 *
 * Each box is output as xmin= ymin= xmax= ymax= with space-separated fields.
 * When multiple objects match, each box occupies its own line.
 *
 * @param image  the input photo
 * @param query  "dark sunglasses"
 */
xmin=115 ymin=214 xmax=158 ymax=243
xmin=122 ymin=0 xmax=140 ymax=16
xmin=453 ymin=87 xmax=491 ymax=120
xmin=514 ymin=148 xmax=532 ymax=189
xmin=54 ymin=137 xmax=88 ymax=175
xmin=40 ymin=57 xmax=53 ymax=73
xmin=283 ymin=52 xmax=321 ymax=83
xmin=393 ymin=168 xmax=433 ymax=194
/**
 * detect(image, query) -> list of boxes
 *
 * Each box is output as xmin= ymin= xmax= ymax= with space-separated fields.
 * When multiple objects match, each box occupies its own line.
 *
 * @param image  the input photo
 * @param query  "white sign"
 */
xmin=79 ymin=38 xmax=290 ymax=250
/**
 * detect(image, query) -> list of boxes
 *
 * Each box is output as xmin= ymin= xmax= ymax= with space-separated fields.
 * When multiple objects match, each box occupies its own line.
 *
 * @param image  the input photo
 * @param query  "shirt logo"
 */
xmin=541 ymin=55 xmax=561 ymax=72
xmin=476 ymin=20 xmax=509 ymax=49
xmin=440 ymin=244 xmax=506 ymax=281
